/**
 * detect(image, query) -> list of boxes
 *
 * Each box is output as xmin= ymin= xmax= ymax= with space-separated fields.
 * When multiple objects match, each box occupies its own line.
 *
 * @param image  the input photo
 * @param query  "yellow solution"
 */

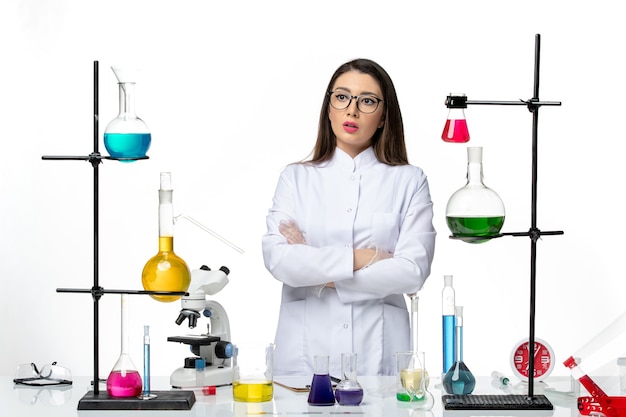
xmin=141 ymin=236 xmax=191 ymax=302
xmin=232 ymin=380 xmax=273 ymax=402
xmin=401 ymin=368 xmax=430 ymax=390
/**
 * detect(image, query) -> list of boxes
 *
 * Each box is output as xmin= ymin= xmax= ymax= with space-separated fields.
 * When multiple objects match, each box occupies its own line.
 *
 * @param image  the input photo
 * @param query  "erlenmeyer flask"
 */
xmin=307 ymin=355 xmax=335 ymax=406
xmin=141 ymin=172 xmax=191 ymax=302
xmin=441 ymin=94 xmax=470 ymax=143
xmin=104 ymin=66 xmax=151 ymax=161
xmin=106 ymin=294 xmax=143 ymax=397
xmin=446 ymin=147 xmax=505 ymax=243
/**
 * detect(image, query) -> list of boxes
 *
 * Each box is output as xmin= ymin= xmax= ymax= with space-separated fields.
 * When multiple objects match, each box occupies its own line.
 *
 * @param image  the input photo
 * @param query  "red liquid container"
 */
xmin=106 ymin=294 xmax=143 ymax=397
xmin=564 ymin=356 xmax=626 ymax=417
xmin=106 ymin=370 xmax=143 ymax=397
xmin=441 ymin=118 xmax=470 ymax=143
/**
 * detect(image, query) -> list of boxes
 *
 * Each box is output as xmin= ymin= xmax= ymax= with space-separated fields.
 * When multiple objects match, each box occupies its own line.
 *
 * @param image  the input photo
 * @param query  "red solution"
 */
xmin=564 ymin=356 xmax=626 ymax=417
xmin=441 ymin=119 xmax=470 ymax=143
xmin=106 ymin=370 xmax=143 ymax=397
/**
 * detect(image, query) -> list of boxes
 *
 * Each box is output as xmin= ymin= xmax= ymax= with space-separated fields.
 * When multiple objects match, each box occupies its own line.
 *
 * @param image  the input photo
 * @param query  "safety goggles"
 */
xmin=13 ymin=362 xmax=72 ymax=386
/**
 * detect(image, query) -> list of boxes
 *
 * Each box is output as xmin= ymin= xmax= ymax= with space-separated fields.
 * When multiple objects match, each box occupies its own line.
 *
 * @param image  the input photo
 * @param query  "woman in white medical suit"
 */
xmin=262 ymin=58 xmax=436 ymax=377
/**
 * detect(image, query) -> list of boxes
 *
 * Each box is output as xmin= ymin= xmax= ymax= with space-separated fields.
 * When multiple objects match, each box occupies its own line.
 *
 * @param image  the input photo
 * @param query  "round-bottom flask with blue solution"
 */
xmin=104 ymin=66 xmax=151 ymax=161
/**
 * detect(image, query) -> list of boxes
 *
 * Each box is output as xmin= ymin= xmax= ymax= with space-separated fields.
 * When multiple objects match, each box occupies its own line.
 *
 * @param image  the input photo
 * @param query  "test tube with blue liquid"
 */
xmin=442 ymin=275 xmax=456 ymax=376
xmin=139 ymin=325 xmax=157 ymax=399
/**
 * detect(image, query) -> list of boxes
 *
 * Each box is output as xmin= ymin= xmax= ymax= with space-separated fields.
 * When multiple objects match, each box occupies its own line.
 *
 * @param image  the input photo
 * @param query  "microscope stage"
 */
xmin=168 ymin=335 xmax=220 ymax=346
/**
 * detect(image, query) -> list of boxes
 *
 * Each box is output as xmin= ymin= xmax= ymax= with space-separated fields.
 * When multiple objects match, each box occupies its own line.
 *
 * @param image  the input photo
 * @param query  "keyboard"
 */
xmin=443 ymin=394 xmax=554 ymax=410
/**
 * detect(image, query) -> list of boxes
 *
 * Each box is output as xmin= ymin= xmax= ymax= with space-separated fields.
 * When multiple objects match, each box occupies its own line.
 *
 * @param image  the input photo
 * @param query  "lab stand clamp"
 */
xmin=441 ymin=34 xmax=563 ymax=411
xmin=42 ymin=61 xmax=194 ymax=410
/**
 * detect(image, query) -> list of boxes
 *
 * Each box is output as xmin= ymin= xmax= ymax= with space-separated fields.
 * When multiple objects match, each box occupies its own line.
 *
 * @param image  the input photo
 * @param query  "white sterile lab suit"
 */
xmin=262 ymin=147 xmax=436 ymax=377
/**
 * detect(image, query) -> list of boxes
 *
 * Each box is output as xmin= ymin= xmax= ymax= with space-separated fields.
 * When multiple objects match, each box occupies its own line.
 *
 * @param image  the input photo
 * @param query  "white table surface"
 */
xmin=4 ymin=374 xmax=582 ymax=417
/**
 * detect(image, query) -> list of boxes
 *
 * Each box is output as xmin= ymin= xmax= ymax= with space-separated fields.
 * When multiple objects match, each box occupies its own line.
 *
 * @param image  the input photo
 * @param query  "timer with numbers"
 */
xmin=510 ymin=337 xmax=555 ymax=381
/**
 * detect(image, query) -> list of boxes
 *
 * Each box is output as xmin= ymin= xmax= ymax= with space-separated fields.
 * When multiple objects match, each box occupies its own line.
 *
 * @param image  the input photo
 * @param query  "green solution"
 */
xmin=446 ymin=216 xmax=505 ymax=243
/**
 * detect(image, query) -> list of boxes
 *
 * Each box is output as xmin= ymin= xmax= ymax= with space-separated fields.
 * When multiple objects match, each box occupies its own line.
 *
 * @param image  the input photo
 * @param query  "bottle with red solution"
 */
xmin=106 ymin=294 xmax=143 ymax=397
xmin=564 ymin=356 xmax=626 ymax=417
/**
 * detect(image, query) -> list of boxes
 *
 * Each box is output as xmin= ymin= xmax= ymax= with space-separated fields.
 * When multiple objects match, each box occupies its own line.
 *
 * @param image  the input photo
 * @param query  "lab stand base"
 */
xmin=443 ymin=393 xmax=553 ymax=411
xmin=77 ymin=390 xmax=196 ymax=410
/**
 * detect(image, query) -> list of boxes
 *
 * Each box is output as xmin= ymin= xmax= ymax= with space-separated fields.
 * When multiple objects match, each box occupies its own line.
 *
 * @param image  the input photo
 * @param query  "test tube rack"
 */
xmin=42 ymin=61 xmax=195 ymax=410
xmin=442 ymin=34 xmax=563 ymax=410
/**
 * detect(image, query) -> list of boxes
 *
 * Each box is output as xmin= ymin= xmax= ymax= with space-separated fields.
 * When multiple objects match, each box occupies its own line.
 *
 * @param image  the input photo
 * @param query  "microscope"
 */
xmin=168 ymin=265 xmax=234 ymax=388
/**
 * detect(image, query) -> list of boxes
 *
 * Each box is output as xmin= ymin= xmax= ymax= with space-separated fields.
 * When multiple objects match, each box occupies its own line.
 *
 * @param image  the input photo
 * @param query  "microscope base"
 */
xmin=170 ymin=365 xmax=233 ymax=388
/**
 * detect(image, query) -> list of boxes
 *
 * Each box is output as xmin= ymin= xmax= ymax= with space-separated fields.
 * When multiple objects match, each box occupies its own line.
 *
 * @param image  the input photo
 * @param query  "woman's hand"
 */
xmin=278 ymin=220 xmax=306 ymax=245
xmin=354 ymin=247 xmax=393 ymax=271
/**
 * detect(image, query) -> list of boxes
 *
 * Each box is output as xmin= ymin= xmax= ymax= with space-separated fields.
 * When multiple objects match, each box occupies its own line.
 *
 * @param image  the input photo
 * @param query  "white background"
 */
xmin=1 ymin=0 xmax=625 ymax=382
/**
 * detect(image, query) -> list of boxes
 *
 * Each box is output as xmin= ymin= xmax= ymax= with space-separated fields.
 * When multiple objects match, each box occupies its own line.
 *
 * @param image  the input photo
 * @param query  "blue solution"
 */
xmin=143 ymin=341 xmax=150 ymax=395
xmin=335 ymin=388 xmax=364 ymax=406
xmin=104 ymin=132 xmax=151 ymax=161
xmin=443 ymin=361 xmax=476 ymax=395
xmin=307 ymin=374 xmax=335 ymax=406
xmin=443 ymin=315 xmax=455 ymax=373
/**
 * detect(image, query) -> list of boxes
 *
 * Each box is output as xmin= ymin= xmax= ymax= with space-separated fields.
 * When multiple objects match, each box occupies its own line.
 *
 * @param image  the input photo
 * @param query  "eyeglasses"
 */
xmin=328 ymin=91 xmax=384 ymax=114
xmin=14 ymin=362 xmax=72 ymax=386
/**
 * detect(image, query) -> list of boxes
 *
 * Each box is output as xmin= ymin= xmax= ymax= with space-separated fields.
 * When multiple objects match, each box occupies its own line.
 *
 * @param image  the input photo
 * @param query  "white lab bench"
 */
xmin=4 ymin=374 xmax=582 ymax=417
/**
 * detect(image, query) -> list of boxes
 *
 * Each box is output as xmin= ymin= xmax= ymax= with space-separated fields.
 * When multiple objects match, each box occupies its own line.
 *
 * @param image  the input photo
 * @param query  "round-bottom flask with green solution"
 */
xmin=446 ymin=147 xmax=505 ymax=243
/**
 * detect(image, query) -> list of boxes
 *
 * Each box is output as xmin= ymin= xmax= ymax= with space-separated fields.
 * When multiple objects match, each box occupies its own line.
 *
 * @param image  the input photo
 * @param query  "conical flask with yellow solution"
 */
xmin=142 ymin=172 xmax=191 ymax=302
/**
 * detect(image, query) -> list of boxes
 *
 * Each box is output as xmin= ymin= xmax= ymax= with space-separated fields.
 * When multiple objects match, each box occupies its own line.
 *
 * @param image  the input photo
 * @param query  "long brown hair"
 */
xmin=308 ymin=58 xmax=408 ymax=165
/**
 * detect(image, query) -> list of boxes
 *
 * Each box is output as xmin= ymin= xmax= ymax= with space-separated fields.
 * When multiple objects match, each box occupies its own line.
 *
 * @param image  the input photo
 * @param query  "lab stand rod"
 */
xmin=93 ymin=61 xmax=101 ymax=394
xmin=464 ymin=100 xmax=561 ymax=107
xmin=57 ymin=288 xmax=189 ymax=296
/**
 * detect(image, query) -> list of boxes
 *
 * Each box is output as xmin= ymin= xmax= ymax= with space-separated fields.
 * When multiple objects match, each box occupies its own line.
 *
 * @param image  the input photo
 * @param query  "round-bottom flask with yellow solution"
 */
xmin=141 ymin=173 xmax=190 ymax=302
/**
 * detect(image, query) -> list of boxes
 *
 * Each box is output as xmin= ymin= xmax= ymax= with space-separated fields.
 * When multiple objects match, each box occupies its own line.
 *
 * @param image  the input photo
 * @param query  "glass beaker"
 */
xmin=334 ymin=353 xmax=364 ymax=406
xmin=443 ymin=306 xmax=475 ymax=395
xmin=396 ymin=351 xmax=433 ymax=408
xmin=104 ymin=66 xmax=151 ymax=161
xmin=106 ymin=294 xmax=143 ymax=397
xmin=141 ymin=172 xmax=191 ymax=302
xmin=308 ymin=355 xmax=335 ymax=406
xmin=446 ymin=147 xmax=505 ymax=243
xmin=232 ymin=343 xmax=274 ymax=402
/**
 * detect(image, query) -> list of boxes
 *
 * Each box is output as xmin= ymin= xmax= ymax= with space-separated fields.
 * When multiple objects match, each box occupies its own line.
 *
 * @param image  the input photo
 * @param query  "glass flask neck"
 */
xmin=466 ymin=158 xmax=484 ymax=186
xmin=341 ymin=353 xmax=358 ymax=381
xmin=120 ymin=294 xmax=130 ymax=354
xmin=158 ymin=172 xmax=175 ymax=240
xmin=313 ymin=355 xmax=330 ymax=375
xmin=455 ymin=307 xmax=464 ymax=362
xmin=117 ymin=82 xmax=137 ymax=119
